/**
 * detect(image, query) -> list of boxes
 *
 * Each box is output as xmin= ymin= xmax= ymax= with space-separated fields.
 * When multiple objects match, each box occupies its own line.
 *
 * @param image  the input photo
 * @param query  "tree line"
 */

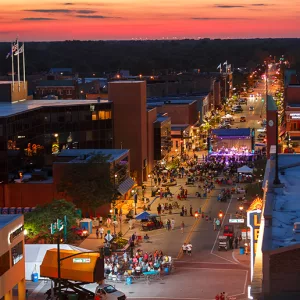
xmin=1 ymin=39 xmax=300 ymax=76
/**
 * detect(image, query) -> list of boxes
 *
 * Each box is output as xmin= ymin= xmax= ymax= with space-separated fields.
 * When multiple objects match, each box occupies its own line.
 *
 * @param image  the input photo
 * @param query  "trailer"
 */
xmin=40 ymin=249 xmax=104 ymax=299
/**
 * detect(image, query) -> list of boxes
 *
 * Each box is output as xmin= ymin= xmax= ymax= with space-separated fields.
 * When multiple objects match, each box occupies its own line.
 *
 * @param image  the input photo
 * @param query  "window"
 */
xmin=11 ymin=241 xmax=23 ymax=266
xmin=0 ymin=251 xmax=10 ymax=276
xmin=92 ymin=112 xmax=97 ymax=121
xmin=67 ymin=90 xmax=72 ymax=95
xmin=98 ymin=110 xmax=112 ymax=120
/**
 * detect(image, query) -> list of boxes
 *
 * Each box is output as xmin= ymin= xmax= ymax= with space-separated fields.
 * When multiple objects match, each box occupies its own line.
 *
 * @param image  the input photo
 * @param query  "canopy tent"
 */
xmin=25 ymin=244 xmax=90 ymax=280
xmin=237 ymin=165 xmax=253 ymax=174
xmin=221 ymin=114 xmax=233 ymax=119
xmin=135 ymin=211 xmax=150 ymax=220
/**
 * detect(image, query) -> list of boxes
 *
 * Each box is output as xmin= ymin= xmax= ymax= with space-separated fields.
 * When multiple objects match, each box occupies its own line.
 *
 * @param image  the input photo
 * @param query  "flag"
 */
xmin=5 ymin=41 xmax=18 ymax=59
xmin=14 ymin=44 xmax=24 ymax=56
xmin=223 ymin=61 xmax=228 ymax=65
xmin=217 ymin=63 xmax=222 ymax=70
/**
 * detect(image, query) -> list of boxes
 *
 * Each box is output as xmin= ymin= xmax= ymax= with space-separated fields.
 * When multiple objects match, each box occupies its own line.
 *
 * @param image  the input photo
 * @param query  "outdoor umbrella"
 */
xmin=135 ymin=211 xmax=150 ymax=220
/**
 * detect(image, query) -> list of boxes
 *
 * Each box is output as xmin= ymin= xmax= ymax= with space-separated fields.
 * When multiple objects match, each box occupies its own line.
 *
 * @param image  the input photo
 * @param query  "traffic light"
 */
xmin=219 ymin=210 xmax=224 ymax=218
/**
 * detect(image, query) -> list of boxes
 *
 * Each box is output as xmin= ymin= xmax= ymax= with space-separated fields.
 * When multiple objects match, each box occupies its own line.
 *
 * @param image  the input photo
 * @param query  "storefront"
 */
xmin=0 ymin=214 xmax=25 ymax=300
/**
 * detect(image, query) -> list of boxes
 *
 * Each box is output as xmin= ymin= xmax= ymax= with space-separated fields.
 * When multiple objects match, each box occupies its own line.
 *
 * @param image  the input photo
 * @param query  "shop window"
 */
xmin=92 ymin=112 xmax=97 ymax=121
xmin=0 ymin=251 xmax=10 ymax=276
xmin=98 ymin=110 xmax=112 ymax=120
xmin=11 ymin=241 xmax=23 ymax=266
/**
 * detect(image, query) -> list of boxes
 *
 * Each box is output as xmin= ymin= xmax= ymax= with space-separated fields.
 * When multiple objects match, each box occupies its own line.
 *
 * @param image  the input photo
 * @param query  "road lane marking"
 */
xmin=210 ymin=196 xmax=237 ymax=264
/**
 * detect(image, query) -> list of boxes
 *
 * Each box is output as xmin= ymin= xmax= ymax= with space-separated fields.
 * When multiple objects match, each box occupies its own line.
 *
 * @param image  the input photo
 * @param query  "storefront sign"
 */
xmin=73 ymin=258 xmax=91 ymax=263
xmin=9 ymin=225 xmax=24 ymax=243
xmin=290 ymin=113 xmax=300 ymax=119
xmin=229 ymin=219 xmax=244 ymax=223
xmin=247 ymin=210 xmax=261 ymax=280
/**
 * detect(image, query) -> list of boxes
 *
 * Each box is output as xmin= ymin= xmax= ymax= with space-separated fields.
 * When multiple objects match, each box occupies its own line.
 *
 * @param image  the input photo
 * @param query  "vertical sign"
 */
xmin=247 ymin=209 xmax=261 ymax=280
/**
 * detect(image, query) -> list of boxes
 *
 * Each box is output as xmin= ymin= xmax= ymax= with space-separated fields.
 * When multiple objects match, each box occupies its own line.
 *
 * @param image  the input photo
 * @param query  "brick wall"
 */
xmin=269 ymin=247 xmax=300 ymax=295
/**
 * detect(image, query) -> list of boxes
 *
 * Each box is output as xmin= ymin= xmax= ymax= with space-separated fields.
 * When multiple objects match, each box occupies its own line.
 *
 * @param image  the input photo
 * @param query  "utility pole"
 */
xmin=57 ymin=235 xmax=61 ymax=299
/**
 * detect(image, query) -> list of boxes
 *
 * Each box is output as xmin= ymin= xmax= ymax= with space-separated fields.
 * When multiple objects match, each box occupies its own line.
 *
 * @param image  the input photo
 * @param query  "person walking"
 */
xmin=167 ymin=219 xmax=171 ymax=231
xmin=171 ymin=218 xmax=175 ymax=230
xmin=99 ymin=226 xmax=104 ymax=239
xmin=96 ymin=228 xmax=99 ymax=239
xmin=190 ymin=205 xmax=193 ymax=216
xmin=106 ymin=217 xmax=111 ymax=228
xmin=161 ymin=203 xmax=165 ymax=214
xmin=182 ymin=242 xmax=187 ymax=255
xmin=186 ymin=242 xmax=192 ymax=256
xmin=184 ymin=206 xmax=187 ymax=216
xmin=181 ymin=221 xmax=185 ymax=233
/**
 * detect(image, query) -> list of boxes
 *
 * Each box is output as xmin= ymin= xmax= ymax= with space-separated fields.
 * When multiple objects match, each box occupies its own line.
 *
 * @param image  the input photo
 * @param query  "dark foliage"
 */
xmin=0 ymin=39 xmax=299 ymax=76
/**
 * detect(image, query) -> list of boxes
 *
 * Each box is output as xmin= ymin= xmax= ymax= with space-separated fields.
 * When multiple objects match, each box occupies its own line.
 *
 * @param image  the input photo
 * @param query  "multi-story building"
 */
xmin=0 ymin=214 xmax=25 ymax=300
xmin=0 ymin=99 xmax=113 ymax=183
xmin=250 ymin=152 xmax=300 ymax=300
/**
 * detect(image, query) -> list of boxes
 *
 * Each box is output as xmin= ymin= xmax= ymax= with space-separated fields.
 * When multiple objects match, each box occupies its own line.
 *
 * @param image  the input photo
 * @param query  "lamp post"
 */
xmin=132 ymin=190 xmax=137 ymax=215
xmin=273 ymin=110 xmax=281 ymax=185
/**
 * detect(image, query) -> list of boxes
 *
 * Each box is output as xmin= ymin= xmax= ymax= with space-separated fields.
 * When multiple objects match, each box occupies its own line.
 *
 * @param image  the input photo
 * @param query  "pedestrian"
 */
xmin=99 ymin=216 xmax=103 ymax=225
xmin=106 ymin=217 xmax=111 ymax=228
xmin=234 ymin=237 xmax=239 ymax=249
xmin=168 ymin=203 xmax=172 ymax=214
xmin=96 ymin=228 xmax=99 ymax=239
xmin=190 ymin=205 xmax=193 ymax=216
xmin=119 ymin=207 xmax=123 ymax=216
xmin=182 ymin=242 xmax=187 ymax=254
xmin=128 ymin=219 xmax=133 ymax=230
xmin=186 ymin=241 xmax=192 ymax=256
xmin=158 ymin=177 xmax=161 ymax=185
xmin=131 ymin=232 xmax=137 ymax=244
xmin=171 ymin=218 xmax=175 ymax=230
xmin=99 ymin=226 xmax=104 ymax=239
xmin=161 ymin=203 xmax=165 ymax=214
xmin=184 ymin=206 xmax=187 ymax=216
xmin=167 ymin=219 xmax=171 ymax=231
xmin=181 ymin=221 xmax=185 ymax=233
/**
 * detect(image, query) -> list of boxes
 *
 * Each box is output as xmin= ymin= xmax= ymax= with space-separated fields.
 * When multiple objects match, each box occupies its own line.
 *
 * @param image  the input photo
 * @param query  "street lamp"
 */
xmin=239 ymin=206 xmax=244 ymax=211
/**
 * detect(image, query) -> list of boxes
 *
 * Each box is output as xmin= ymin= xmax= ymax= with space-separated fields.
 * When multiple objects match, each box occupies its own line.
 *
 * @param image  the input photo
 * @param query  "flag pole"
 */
xmin=11 ymin=42 xmax=14 ymax=91
xmin=17 ymin=38 xmax=20 ymax=92
xmin=23 ymin=43 xmax=26 ymax=90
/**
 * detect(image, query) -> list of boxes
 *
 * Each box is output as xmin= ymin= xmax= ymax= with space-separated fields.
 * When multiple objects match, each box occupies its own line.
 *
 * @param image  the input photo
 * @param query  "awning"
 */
xmin=135 ymin=211 xmax=150 ymax=220
xmin=117 ymin=177 xmax=135 ymax=195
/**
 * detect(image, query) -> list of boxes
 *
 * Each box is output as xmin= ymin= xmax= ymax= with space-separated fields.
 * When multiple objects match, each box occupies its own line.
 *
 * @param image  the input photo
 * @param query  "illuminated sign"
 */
xmin=247 ymin=210 xmax=261 ymax=280
xmin=229 ymin=219 xmax=244 ymax=223
xmin=290 ymin=113 xmax=300 ymax=119
xmin=247 ymin=197 xmax=262 ymax=212
xmin=73 ymin=258 xmax=91 ymax=263
xmin=9 ymin=225 xmax=24 ymax=243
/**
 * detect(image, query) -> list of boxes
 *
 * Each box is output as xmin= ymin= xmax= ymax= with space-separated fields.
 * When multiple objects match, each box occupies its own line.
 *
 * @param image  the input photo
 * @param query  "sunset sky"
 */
xmin=0 ymin=0 xmax=299 ymax=41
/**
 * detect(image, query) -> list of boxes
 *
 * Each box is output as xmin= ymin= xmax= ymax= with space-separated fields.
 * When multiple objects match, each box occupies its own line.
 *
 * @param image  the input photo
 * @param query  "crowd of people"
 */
xmin=104 ymin=249 xmax=173 ymax=280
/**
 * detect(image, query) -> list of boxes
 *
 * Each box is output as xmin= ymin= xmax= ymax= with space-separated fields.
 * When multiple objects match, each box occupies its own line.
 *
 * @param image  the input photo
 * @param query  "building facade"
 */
xmin=109 ymin=81 xmax=148 ymax=184
xmin=0 ymin=214 xmax=25 ymax=300
xmin=0 ymin=100 xmax=113 ymax=183
xmin=35 ymin=80 xmax=77 ymax=99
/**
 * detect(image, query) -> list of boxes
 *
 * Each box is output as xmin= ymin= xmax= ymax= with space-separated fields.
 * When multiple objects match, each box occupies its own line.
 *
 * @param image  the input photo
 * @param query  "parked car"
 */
xmin=249 ymin=106 xmax=254 ymax=111
xmin=240 ymin=116 xmax=246 ymax=122
xmin=71 ymin=227 xmax=89 ymax=238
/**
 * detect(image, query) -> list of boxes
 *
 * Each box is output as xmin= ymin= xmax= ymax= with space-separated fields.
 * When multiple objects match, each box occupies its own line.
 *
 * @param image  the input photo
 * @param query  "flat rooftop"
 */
xmin=0 ymin=215 xmax=22 ymax=230
xmin=57 ymin=149 xmax=129 ymax=163
xmin=267 ymin=154 xmax=300 ymax=249
xmin=147 ymin=99 xmax=197 ymax=106
xmin=0 ymin=99 xmax=112 ymax=117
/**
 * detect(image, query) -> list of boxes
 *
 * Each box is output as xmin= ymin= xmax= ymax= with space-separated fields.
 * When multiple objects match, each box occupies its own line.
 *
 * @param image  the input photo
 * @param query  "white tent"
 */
xmin=25 ymin=244 xmax=90 ymax=280
xmin=221 ymin=114 xmax=233 ymax=119
xmin=237 ymin=165 xmax=253 ymax=174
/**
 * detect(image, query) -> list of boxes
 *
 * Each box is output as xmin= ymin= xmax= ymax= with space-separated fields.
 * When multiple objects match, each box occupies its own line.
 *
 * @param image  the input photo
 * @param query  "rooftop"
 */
xmin=109 ymin=80 xmax=144 ymax=84
xmin=264 ymin=154 xmax=300 ymax=250
xmin=56 ymin=149 xmax=129 ymax=163
xmin=0 ymin=99 xmax=112 ymax=117
xmin=0 ymin=214 xmax=22 ymax=230
xmin=212 ymin=128 xmax=251 ymax=137
xmin=147 ymin=99 xmax=197 ymax=107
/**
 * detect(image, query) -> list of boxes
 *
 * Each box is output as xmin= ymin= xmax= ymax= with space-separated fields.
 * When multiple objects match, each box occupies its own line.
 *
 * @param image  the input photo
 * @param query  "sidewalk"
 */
xmin=232 ymin=248 xmax=251 ymax=267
